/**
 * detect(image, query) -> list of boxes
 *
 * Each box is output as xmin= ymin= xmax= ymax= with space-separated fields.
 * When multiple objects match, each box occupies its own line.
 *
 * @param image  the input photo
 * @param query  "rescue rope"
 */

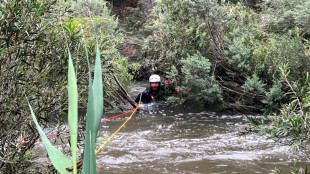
xmin=100 ymin=108 xmax=136 ymax=122
xmin=33 ymin=128 xmax=69 ymax=142
xmin=95 ymin=94 xmax=142 ymax=155
xmin=34 ymin=107 xmax=137 ymax=142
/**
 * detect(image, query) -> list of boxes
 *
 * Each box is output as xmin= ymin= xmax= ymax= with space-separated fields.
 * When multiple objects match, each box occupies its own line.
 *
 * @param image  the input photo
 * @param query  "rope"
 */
xmin=33 ymin=128 xmax=69 ymax=142
xmin=95 ymin=94 xmax=142 ymax=155
xmin=101 ymin=108 xmax=136 ymax=122
xmin=34 ymin=108 xmax=136 ymax=143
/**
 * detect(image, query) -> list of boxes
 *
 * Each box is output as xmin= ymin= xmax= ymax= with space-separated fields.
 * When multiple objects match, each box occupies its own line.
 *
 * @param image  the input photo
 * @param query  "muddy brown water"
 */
xmin=34 ymin=82 xmax=310 ymax=174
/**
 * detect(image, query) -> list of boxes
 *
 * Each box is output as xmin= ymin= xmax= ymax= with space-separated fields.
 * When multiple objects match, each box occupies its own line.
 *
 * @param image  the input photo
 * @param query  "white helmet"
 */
xmin=149 ymin=74 xmax=161 ymax=83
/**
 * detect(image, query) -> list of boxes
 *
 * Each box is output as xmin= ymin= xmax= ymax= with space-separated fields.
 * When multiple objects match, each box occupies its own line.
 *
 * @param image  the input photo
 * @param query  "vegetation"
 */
xmin=28 ymin=43 xmax=104 ymax=174
xmin=141 ymin=0 xmax=309 ymax=148
xmin=112 ymin=0 xmax=310 ymax=148
xmin=166 ymin=52 xmax=222 ymax=105
xmin=143 ymin=0 xmax=310 ymax=113
xmin=272 ymin=166 xmax=310 ymax=174
xmin=1 ymin=0 xmax=310 ymax=172
xmin=0 ymin=0 xmax=131 ymax=172
xmin=244 ymin=65 xmax=309 ymax=146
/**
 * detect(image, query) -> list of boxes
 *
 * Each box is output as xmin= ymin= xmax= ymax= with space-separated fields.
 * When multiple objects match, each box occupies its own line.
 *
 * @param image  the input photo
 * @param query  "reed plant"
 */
xmin=28 ymin=44 xmax=103 ymax=173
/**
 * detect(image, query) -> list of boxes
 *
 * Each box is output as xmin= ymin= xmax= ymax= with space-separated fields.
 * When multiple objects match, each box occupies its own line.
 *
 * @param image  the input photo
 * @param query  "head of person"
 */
xmin=149 ymin=74 xmax=161 ymax=91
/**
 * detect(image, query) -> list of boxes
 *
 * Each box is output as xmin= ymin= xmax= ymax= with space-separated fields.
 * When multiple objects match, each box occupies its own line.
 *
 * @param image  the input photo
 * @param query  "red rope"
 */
xmin=33 ymin=128 xmax=69 ymax=142
xmin=101 ymin=108 xmax=136 ymax=122
xmin=33 ymin=108 xmax=136 ymax=142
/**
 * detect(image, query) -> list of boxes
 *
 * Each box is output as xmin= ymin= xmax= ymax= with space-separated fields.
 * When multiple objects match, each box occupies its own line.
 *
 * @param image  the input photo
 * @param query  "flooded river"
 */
xmin=35 ymin=82 xmax=310 ymax=173
xmin=97 ymin=104 xmax=309 ymax=174
xmin=96 ymin=82 xmax=309 ymax=173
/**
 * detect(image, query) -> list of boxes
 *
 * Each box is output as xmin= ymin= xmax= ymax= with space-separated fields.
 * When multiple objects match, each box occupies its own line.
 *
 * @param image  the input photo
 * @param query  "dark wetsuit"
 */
xmin=135 ymin=86 xmax=165 ymax=103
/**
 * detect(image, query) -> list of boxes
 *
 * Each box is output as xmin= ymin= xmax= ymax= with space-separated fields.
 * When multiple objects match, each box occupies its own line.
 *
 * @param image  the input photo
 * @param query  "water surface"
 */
xmin=96 ymin=102 xmax=309 ymax=174
xmin=34 ymin=82 xmax=310 ymax=173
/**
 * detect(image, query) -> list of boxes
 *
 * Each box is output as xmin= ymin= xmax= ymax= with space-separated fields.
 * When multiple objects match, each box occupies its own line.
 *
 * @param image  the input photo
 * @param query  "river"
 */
xmin=34 ymin=82 xmax=310 ymax=173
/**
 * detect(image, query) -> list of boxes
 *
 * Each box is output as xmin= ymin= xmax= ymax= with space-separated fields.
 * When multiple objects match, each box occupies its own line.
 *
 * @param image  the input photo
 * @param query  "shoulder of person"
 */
xmin=142 ymin=87 xmax=152 ymax=94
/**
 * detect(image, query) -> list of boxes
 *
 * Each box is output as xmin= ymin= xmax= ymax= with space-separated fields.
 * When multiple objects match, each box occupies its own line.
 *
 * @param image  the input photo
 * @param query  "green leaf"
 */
xmin=93 ymin=43 xmax=104 ymax=134
xmin=82 ymin=43 xmax=104 ymax=174
xmin=68 ymin=50 xmax=78 ymax=174
xmin=28 ymin=102 xmax=71 ymax=174
xmin=82 ymin=79 xmax=96 ymax=174
xmin=82 ymin=44 xmax=102 ymax=174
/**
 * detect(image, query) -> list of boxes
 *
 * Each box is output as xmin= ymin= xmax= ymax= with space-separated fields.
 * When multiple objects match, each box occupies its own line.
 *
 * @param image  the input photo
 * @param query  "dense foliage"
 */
xmin=0 ymin=0 xmax=130 ymax=172
xmin=245 ymin=65 xmax=309 ymax=147
xmin=1 ymin=0 xmax=310 ymax=172
xmin=140 ymin=0 xmax=310 ymax=147
xmin=143 ymin=0 xmax=310 ymax=113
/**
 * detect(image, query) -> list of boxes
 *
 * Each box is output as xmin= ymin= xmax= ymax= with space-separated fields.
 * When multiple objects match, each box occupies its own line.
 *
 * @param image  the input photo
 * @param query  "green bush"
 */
xmin=262 ymin=82 xmax=285 ymax=113
xmin=246 ymin=66 xmax=310 ymax=145
xmin=224 ymin=32 xmax=253 ymax=74
xmin=252 ymin=34 xmax=310 ymax=80
xmin=260 ymin=0 xmax=310 ymax=35
xmin=144 ymin=0 xmax=310 ymax=113
xmin=145 ymin=0 xmax=260 ymax=109
xmin=166 ymin=52 xmax=222 ymax=105
xmin=0 ymin=1 xmax=66 ymax=172
xmin=144 ymin=0 xmax=209 ymax=69
xmin=0 ymin=0 xmax=130 ymax=172
xmin=242 ymin=74 xmax=266 ymax=95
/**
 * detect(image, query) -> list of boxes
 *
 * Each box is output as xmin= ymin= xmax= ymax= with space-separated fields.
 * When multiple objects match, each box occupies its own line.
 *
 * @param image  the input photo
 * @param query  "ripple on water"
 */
xmin=32 ymin=97 xmax=310 ymax=174
xmin=97 ymin=109 xmax=310 ymax=173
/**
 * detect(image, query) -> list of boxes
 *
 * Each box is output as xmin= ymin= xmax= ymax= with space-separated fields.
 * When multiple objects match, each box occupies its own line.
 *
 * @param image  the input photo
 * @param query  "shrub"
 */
xmin=166 ymin=52 xmax=222 ymax=105
xmin=260 ymin=0 xmax=310 ymax=35
xmin=0 ymin=0 xmax=130 ymax=172
xmin=144 ymin=0 xmax=209 ymax=69
xmin=242 ymin=74 xmax=266 ymax=95
xmin=262 ymin=82 xmax=285 ymax=113
xmin=144 ymin=0 xmax=310 ymax=113
xmin=246 ymin=66 xmax=310 ymax=146
xmin=252 ymin=34 xmax=310 ymax=81
xmin=224 ymin=32 xmax=253 ymax=74
xmin=0 ymin=1 xmax=66 ymax=172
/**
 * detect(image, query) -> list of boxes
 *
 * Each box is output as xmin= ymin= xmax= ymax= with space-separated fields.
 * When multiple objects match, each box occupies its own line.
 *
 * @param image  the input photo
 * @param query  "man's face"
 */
xmin=150 ymin=82 xmax=160 ymax=91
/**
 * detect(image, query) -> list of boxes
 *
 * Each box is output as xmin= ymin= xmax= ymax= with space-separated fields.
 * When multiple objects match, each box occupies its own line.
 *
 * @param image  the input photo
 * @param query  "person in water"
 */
xmin=135 ymin=74 xmax=181 ymax=104
xmin=135 ymin=74 xmax=165 ymax=103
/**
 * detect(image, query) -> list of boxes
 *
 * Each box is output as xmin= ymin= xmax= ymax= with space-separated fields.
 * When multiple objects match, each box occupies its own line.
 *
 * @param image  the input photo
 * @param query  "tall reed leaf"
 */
xmin=93 ymin=43 xmax=104 ymax=133
xmin=28 ymin=102 xmax=71 ymax=174
xmin=82 ymin=45 xmax=95 ymax=173
xmin=82 ymin=44 xmax=104 ymax=174
xmin=68 ymin=51 xmax=78 ymax=174
xmin=82 ymin=79 xmax=96 ymax=174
